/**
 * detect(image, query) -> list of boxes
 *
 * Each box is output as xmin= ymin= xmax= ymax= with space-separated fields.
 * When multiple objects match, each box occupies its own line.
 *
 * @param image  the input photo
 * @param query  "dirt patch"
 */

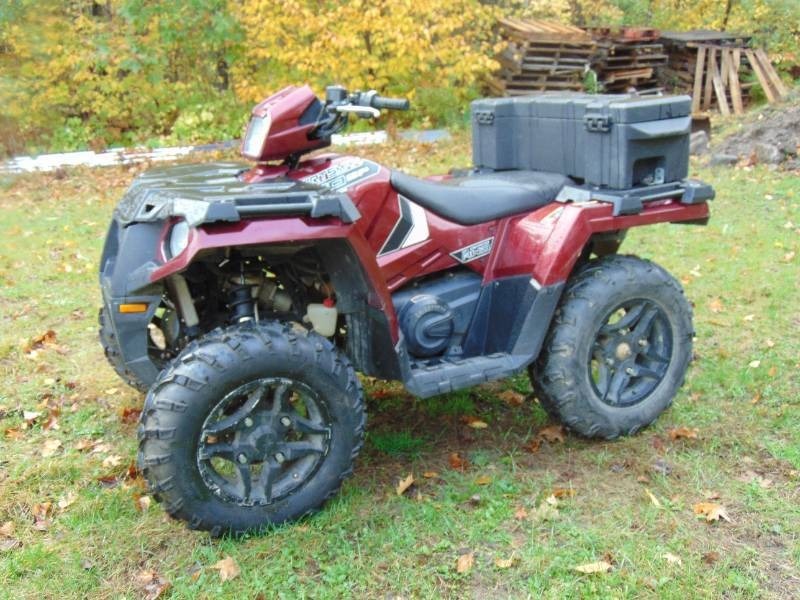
xmin=712 ymin=95 xmax=800 ymax=168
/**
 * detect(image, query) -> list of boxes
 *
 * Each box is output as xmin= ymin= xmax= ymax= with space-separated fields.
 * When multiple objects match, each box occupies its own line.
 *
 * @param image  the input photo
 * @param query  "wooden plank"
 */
xmin=692 ymin=45 xmax=706 ymax=113
xmin=720 ymin=47 xmax=730 ymax=86
xmin=755 ymin=48 xmax=788 ymax=97
xmin=703 ymin=46 xmax=715 ymax=111
xmin=745 ymin=49 xmax=777 ymax=103
xmin=709 ymin=49 xmax=730 ymax=115
xmin=727 ymin=49 xmax=744 ymax=115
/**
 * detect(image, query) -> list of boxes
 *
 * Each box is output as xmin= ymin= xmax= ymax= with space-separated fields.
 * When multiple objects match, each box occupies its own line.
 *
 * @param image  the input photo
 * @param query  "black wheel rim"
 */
xmin=588 ymin=299 xmax=673 ymax=408
xmin=197 ymin=377 xmax=331 ymax=507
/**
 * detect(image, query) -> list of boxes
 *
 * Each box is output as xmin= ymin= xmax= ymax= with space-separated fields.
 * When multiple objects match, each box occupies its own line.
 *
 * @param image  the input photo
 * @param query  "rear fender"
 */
xmin=489 ymin=199 xmax=710 ymax=286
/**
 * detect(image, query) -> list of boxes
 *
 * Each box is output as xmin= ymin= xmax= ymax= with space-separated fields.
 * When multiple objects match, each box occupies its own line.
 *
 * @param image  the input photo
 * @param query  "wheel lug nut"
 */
xmin=638 ymin=339 xmax=648 ymax=347
xmin=244 ymin=417 xmax=254 ymax=427
xmin=237 ymin=453 xmax=248 ymax=464
xmin=280 ymin=417 xmax=292 ymax=427
xmin=606 ymin=358 xmax=615 ymax=366
xmin=275 ymin=452 xmax=286 ymax=464
xmin=625 ymin=367 xmax=635 ymax=376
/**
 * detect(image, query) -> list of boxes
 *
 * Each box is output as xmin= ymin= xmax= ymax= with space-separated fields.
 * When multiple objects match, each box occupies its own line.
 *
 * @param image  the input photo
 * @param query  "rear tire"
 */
xmin=138 ymin=321 xmax=365 ymax=535
xmin=530 ymin=255 xmax=693 ymax=439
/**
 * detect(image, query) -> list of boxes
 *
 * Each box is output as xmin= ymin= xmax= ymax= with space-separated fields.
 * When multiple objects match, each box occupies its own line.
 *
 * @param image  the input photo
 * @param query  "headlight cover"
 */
xmin=166 ymin=220 xmax=190 ymax=259
xmin=242 ymin=113 xmax=272 ymax=159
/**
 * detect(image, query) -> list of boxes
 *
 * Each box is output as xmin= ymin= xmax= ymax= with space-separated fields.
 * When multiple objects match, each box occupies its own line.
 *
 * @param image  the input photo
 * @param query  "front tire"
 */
xmin=530 ymin=255 xmax=693 ymax=439
xmin=138 ymin=321 xmax=365 ymax=535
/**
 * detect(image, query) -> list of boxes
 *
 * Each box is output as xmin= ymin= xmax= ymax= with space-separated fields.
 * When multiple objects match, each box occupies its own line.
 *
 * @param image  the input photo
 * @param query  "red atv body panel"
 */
xmin=151 ymin=153 xmax=709 ymax=343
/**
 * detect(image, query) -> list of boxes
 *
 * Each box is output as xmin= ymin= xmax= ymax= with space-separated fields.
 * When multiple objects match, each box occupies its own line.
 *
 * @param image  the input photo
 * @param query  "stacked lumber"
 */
xmin=588 ymin=27 xmax=667 ymax=93
xmin=661 ymin=31 xmax=788 ymax=115
xmin=492 ymin=18 xmax=595 ymax=96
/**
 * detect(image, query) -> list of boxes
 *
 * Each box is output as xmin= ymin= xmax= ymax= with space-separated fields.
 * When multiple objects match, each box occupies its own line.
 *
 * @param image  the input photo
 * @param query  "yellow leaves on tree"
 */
xmin=234 ymin=0 xmax=499 ymax=116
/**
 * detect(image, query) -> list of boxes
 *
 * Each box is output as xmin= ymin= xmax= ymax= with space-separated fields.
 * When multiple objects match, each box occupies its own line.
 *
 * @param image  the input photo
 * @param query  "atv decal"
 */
xmin=378 ymin=195 xmax=429 ymax=257
xmin=450 ymin=237 xmax=494 ymax=264
xmin=300 ymin=157 xmax=380 ymax=191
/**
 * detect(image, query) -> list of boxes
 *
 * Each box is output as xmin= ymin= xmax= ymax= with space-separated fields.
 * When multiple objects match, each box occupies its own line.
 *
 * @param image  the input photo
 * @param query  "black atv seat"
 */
xmin=390 ymin=170 xmax=571 ymax=225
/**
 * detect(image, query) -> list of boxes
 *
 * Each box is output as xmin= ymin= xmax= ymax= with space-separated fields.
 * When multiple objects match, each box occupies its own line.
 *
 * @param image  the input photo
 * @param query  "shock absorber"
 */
xmin=227 ymin=266 xmax=259 ymax=323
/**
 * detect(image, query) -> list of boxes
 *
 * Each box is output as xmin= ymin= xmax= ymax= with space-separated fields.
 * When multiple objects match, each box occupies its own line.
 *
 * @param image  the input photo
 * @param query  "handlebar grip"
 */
xmin=370 ymin=95 xmax=410 ymax=111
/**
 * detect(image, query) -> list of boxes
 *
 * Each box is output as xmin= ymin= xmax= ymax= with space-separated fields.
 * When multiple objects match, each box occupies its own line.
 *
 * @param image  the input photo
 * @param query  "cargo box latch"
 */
xmin=474 ymin=111 xmax=495 ymax=126
xmin=584 ymin=114 xmax=611 ymax=133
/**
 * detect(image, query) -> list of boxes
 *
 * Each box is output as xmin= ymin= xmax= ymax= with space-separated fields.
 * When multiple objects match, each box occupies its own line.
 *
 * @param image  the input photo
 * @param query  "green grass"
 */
xmin=0 ymin=135 xmax=799 ymax=599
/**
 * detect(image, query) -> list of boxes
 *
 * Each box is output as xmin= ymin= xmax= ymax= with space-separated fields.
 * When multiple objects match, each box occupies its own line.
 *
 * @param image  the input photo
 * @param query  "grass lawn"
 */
xmin=0 ymin=135 xmax=798 ymax=599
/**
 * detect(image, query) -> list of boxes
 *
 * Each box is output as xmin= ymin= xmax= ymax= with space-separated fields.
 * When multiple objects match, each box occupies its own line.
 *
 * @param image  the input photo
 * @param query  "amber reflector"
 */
xmin=118 ymin=303 xmax=148 ymax=314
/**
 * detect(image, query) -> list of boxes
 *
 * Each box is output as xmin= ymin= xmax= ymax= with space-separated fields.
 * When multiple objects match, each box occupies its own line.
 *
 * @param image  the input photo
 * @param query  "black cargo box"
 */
xmin=471 ymin=93 xmax=692 ymax=189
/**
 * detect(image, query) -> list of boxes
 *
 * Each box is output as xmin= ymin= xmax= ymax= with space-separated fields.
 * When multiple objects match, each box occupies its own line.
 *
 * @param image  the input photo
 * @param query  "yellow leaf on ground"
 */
xmin=475 ymin=475 xmax=492 ymax=486
xmin=552 ymin=487 xmax=576 ymax=499
xmin=693 ymin=502 xmax=732 ymax=523
xmin=135 ymin=569 xmax=170 ymax=599
xmin=573 ymin=561 xmax=612 ymax=574
xmin=57 ymin=491 xmax=77 ymax=510
xmin=708 ymin=298 xmax=724 ymax=313
xmin=212 ymin=556 xmax=241 ymax=582
xmin=422 ymin=471 xmax=439 ymax=479
xmin=456 ymin=551 xmax=474 ymax=574
xmin=396 ymin=473 xmax=414 ymax=496
xmin=494 ymin=556 xmax=515 ymax=569
xmin=41 ymin=438 xmax=62 ymax=457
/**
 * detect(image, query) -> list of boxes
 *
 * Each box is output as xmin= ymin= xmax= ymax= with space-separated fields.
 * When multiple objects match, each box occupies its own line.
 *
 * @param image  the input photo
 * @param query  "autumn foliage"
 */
xmin=0 ymin=0 xmax=797 ymax=156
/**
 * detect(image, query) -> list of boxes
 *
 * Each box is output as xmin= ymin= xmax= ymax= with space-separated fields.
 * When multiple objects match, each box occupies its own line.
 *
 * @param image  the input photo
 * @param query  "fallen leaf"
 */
xmin=212 ymin=556 xmax=241 ymax=582
xmin=475 ymin=475 xmax=492 ymax=486
xmin=102 ymin=455 xmax=123 ymax=468
xmin=765 ymin=339 xmax=775 ymax=348
xmin=467 ymin=494 xmax=481 ymax=506
xmin=42 ymin=414 xmax=59 ymax=431
xmin=498 ymin=390 xmax=525 ymax=406
xmin=644 ymin=488 xmax=662 ymax=508
xmin=23 ymin=411 xmax=42 ymax=424
xmin=702 ymin=551 xmax=720 ymax=565
xmin=524 ymin=438 xmax=542 ymax=453
xmin=135 ymin=569 xmax=171 ymax=600
xmin=573 ymin=561 xmax=612 ymax=574
xmin=693 ymin=502 xmax=732 ymax=523
xmin=75 ymin=438 xmax=102 ymax=452
xmin=120 ymin=407 xmax=141 ymax=424
xmin=708 ymin=298 xmax=724 ymax=313
xmin=530 ymin=502 xmax=559 ymax=523
xmin=537 ymin=424 xmax=565 ymax=443
xmin=663 ymin=552 xmax=683 ymax=566
xmin=41 ymin=438 xmax=62 ymax=457
xmin=396 ymin=473 xmax=414 ymax=496
xmin=58 ymin=491 xmax=77 ymax=511
xmin=0 ymin=522 xmax=13 ymax=538
xmin=4 ymin=428 xmax=24 ymax=440
xmin=743 ymin=314 xmax=755 ymax=322
xmin=135 ymin=495 xmax=152 ymax=512
xmin=768 ymin=366 xmax=777 ymax=377
xmin=456 ymin=551 xmax=474 ymax=574
xmin=552 ymin=487 xmax=576 ymax=499
xmin=0 ymin=539 xmax=20 ymax=552
xmin=544 ymin=494 xmax=559 ymax=507
xmin=494 ymin=556 xmax=515 ymax=569
xmin=23 ymin=330 xmax=58 ymax=354
xmin=461 ymin=416 xmax=488 ymax=429
xmin=97 ymin=474 xmax=119 ymax=488
xmin=422 ymin=471 xmax=439 ymax=479
xmin=32 ymin=502 xmax=52 ymax=530
xmin=748 ymin=360 xmax=761 ymax=369
xmin=668 ymin=427 xmax=699 ymax=440
xmin=513 ymin=507 xmax=528 ymax=520
xmin=783 ymin=251 xmax=796 ymax=262
xmin=448 ymin=452 xmax=468 ymax=471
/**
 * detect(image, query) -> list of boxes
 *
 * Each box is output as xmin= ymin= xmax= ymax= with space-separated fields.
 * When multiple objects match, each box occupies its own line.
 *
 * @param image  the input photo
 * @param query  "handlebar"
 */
xmin=367 ymin=94 xmax=410 ymax=111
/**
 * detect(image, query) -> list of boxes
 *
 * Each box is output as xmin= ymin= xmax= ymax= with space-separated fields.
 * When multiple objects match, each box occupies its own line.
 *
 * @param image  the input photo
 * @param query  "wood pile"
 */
xmin=587 ymin=27 xmax=667 ymax=94
xmin=492 ymin=18 xmax=595 ymax=96
xmin=661 ymin=31 xmax=788 ymax=115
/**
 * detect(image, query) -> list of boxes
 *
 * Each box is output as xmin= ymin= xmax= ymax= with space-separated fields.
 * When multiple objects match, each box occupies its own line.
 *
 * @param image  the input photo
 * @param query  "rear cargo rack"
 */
xmin=555 ymin=179 xmax=714 ymax=216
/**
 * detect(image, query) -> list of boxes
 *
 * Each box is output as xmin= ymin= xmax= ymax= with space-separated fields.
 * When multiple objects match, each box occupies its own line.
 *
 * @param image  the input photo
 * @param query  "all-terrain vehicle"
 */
xmin=99 ymin=84 xmax=713 ymax=534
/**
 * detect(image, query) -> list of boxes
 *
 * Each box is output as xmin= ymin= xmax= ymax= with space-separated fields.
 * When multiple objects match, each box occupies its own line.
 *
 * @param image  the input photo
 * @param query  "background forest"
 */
xmin=1 ymin=0 xmax=798 ymax=157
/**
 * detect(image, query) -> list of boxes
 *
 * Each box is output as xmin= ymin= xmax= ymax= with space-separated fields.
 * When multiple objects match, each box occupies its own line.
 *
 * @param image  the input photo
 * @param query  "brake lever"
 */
xmin=333 ymin=105 xmax=381 ymax=119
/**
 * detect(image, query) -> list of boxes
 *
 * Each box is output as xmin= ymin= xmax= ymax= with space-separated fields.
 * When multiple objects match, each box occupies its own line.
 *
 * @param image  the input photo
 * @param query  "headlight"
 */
xmin=242 ymin=113 xmax=271 ymax=159
xmin=166 ymin=220 xmax=190 ymax=259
